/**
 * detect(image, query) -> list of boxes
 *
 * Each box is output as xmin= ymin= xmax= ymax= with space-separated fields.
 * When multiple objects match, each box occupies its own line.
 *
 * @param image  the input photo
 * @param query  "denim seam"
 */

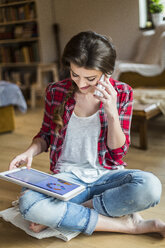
xmin=56 ymin=202 xmax=68 ymax=228
xmin=87 ymin=186 xmax=92 ymax=200
xmin=83 ymin=209 xmax=98 ymax=235
xmin=100 ymin=193 xmax=110 ymax=216
xmin=21 ymin=197 xmax=49 ymax=218
xmin=93 ymin=172 xmax=134 ymax=187
xmin=88 ymin=185 xmax=94 ymax=200
xmin=57 ymin=204 xmax=93 ymax=233
xmin=81 ymin=208 xmax=90 ymax=233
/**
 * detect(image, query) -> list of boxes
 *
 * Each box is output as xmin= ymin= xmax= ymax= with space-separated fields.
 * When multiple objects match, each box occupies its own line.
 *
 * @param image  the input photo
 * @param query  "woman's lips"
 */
xmin=80 ymin=86 xmax=90 ymax=90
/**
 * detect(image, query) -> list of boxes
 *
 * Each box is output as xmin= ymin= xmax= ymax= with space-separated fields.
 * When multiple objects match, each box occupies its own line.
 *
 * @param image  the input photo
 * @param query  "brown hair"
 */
xmin=54 ymin=31 xmax=116 ymax=135
xmin=53 ymin=82 xmax=77 ymax=135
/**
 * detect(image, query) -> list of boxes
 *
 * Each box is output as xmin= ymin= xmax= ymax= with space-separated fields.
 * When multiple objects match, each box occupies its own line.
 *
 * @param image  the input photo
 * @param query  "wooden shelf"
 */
xmin=0 ymin=62 xmax=39 ymax=67
xmin=0 ymin=1 xmax=40 ymax=88
xmin=0 ymin=0 xmax=57 ymax=97
xmin=0 ymin=0 xmax=35 ymax=8
xmin=0 ymin=18 xmax=37 ymax=26
xmin=0 ymin=37 xmax=38 ymax=44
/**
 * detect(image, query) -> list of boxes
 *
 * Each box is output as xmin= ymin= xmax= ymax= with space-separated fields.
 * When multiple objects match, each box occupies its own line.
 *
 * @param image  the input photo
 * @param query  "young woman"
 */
xmin=9 ymin=31 xmax=165 ymax=237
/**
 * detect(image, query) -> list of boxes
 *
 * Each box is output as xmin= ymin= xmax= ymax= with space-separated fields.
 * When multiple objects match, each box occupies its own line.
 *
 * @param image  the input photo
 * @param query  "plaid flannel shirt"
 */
xmin=34 ymin=78 xmax=133 ymax=173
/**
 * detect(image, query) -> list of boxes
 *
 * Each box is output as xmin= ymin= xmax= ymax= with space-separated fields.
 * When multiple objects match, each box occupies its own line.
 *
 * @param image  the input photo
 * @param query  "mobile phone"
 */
xmin=94 ymin=74 xmax=105 ymax=97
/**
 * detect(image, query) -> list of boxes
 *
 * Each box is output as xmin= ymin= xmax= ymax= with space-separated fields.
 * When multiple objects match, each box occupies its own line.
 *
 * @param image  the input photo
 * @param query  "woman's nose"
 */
xmin=77 ymin=78 xmax=87 ymax=87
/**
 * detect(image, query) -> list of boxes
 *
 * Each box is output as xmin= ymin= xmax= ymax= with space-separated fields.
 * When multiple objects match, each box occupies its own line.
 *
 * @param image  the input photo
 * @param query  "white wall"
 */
xmin=53 ymin=0 xmax=141 ymax=60
xmin=36 ymin=0 xmax=56 ymax=63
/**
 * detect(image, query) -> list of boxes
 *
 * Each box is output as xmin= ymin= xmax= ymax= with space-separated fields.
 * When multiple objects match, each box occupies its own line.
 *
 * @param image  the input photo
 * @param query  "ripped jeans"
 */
xmin=19 ymin=169 xmax=162 ymax=235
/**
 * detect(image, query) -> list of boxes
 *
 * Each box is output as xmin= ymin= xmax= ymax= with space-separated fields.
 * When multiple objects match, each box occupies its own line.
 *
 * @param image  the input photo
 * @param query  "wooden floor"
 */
xmin=0 ymin=107 xmax=165 ymax=248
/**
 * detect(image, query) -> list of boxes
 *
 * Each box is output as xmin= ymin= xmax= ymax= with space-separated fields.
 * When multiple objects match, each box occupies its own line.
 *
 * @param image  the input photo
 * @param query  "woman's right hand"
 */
xmin=9 ymin=152 xmax=33 ymax=171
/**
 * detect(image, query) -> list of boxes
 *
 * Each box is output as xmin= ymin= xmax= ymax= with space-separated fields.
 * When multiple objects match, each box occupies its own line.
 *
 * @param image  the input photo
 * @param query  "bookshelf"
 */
xmin=0 ymin=0 xmax=57 ymax=97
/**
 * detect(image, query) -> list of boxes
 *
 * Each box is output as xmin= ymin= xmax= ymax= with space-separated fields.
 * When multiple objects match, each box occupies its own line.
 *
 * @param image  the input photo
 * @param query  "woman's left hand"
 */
xmin=94 ymin=76 xmax=118 ymax=119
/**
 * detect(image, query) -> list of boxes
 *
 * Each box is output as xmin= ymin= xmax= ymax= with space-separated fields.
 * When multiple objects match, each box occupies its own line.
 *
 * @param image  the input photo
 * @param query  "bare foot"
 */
xmin=28 ymin=213 xmax=165 ymax=237
xmin=95 ymin=213 xmax=165 ymax=237
xmin=124 ymin=213 xmax=165 ymax=236
xmin=132 ymin=214 xmax=165 ymax=237
xmin=29 ymin=222 xmax=48 ymax=233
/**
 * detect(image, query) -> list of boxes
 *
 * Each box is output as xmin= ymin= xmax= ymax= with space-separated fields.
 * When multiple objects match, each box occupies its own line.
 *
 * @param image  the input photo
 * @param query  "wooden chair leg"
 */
xmin=30 ymin=64 xmax=59 ymax=108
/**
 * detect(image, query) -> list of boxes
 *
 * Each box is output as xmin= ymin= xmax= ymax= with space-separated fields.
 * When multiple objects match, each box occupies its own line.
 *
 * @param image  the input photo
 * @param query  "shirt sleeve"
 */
xmin=33 ymin=84 xmax=52 ymax=151
xmin=107 ymin=85 xmax=133 ymax=160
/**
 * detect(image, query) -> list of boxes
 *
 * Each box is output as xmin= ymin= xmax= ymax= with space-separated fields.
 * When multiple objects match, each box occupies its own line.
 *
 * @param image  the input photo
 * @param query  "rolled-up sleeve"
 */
xmin=33 ymin=85 xmax=52 ymax=151
xmin=107 ymin=86 xmax=133 ymax=160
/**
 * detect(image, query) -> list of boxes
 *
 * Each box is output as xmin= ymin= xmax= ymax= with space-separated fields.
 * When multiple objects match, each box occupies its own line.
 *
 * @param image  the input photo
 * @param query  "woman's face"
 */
xmin=70 ymin=62 xmax=102 ymax=94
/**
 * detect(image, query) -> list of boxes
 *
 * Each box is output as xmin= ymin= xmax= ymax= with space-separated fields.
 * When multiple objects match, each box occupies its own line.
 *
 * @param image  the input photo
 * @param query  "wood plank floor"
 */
xmin=0 ymin=107 xmax=165 ymax=248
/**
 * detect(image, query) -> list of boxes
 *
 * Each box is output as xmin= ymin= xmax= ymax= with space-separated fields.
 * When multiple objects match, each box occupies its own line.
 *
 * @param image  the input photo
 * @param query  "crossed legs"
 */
xmin=19 ymin=170 xmax=165 ymax=237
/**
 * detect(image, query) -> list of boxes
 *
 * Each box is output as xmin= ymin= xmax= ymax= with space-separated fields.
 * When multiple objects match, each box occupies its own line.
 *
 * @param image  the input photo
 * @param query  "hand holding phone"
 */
xmin=94 ymin=74 xmax=105 ymax=97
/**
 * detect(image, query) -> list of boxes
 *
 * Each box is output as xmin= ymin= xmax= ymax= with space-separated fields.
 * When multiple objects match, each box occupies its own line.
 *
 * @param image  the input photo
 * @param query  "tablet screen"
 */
xmin=7 ymin=169 xmax=79 ymax=196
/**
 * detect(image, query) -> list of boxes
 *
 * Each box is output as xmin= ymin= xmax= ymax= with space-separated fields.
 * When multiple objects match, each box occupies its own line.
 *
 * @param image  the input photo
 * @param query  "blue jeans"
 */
xmin=19 ymin=169 xmax=162 ymax=235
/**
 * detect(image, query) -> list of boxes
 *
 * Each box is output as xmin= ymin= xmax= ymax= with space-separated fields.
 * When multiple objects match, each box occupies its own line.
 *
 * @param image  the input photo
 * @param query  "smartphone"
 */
xmin=94 ymin=74 xmax=105 ymax=97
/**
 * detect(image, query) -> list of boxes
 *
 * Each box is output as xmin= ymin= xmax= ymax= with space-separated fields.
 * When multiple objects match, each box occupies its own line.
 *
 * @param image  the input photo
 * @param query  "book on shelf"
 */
xmin=0 ymin=2 xmax=36 ymax=23
xmin=22 ymin=23 xmax=37 ymax=38
xmin=14 ymin=25 xmax=23 ymax=38
xmin=0 ymin=26 xmax=13 ymax=39
xmin=0 ymin=46 xmax=12 ymax=63
xmin=23 ymin=71 xmax=31 ymax=87
xmin=14 ymin=48 xmax=22 ymax=62
xmin=2 ymin=70 xmax=33 ymax=90
xmin=10 ymin=71 xmax=21 ymax=85
xmin=0 ymin=0 xmax=7 ymax=5
xmin=0 ymin=1 xmax=22 ymax=4
xmin=0 ymin=41 xmax=40 ymax=63
xmin=11 ymin=71 xmax=32 ymax=89
xmin=21 ymin=46 xmax=30 ymax=63
xmin=0 ymin=8 xmax=6 ymax=23
xmin=31 ymin=42 xmax=39 ymax=62
xmin=0 ymin=22 xmax=37 ymax=40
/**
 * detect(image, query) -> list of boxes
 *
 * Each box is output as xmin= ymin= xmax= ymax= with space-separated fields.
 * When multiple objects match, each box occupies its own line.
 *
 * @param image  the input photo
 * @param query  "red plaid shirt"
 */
xmin=34 ymin=78 xmax=133 ymax=173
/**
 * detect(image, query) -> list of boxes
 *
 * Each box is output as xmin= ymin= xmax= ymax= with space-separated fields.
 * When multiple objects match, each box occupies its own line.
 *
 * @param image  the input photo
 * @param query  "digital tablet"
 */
xmin=0 ymin=167 xmax=85 ymax=201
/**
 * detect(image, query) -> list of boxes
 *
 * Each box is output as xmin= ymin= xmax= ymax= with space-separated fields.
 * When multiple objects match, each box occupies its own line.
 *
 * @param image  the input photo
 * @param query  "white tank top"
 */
xmin=56 ymin=111 xmax=109 ymax=183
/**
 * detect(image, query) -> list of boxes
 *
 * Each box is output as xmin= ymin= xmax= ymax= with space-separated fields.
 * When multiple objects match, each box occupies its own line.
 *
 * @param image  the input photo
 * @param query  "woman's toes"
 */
xmin=29 ymin=222 xmax=47 ymax=233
